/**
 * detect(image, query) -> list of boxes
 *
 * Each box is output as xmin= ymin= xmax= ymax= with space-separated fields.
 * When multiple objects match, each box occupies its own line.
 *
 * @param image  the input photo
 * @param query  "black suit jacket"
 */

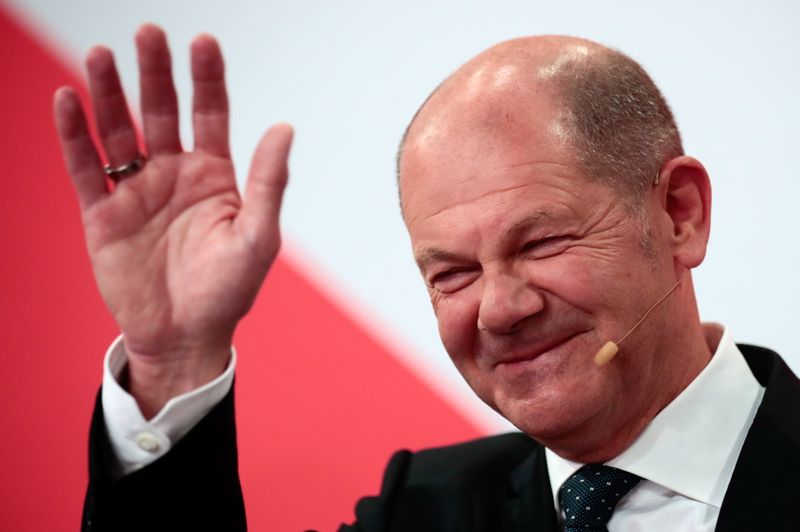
xmin=82 ymin=345 xmax=800 ymax=531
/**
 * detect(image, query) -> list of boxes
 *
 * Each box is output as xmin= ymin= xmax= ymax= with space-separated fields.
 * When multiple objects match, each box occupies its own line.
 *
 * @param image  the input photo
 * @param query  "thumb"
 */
xmin=238 ymin=123 xmax=294 ymax=264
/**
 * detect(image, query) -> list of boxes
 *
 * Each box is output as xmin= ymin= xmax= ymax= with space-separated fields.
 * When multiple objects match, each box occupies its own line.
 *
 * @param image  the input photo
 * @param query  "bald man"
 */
xmin=56 ymin=26 xmax=800 ymax=532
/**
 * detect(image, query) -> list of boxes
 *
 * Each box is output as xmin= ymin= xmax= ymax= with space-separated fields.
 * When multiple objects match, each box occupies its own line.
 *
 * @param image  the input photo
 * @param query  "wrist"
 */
xmin=124 ymin=339 xmax=232 ymax=419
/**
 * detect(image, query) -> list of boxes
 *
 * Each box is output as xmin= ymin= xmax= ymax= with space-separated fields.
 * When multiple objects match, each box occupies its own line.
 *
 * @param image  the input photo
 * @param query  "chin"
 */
xmin=492 ymin=379 xmax=606 ymax=442
xmin=504 ymin=403 xmax=586 ymax=441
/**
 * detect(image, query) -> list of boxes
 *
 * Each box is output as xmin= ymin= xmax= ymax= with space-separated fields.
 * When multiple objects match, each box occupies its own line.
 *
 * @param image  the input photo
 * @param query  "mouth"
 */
xmin=491 ymin=330 xmax=587 ymax=371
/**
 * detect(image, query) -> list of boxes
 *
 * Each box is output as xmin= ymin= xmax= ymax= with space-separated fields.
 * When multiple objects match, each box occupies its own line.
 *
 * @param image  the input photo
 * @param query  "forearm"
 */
xmin=84 ymin=338 xmax=244 ymax=531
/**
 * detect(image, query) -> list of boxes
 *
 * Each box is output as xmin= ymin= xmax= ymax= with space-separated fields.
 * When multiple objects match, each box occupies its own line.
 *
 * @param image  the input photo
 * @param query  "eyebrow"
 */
xmin=414 ymin=209 xmax=556 ymax=271
xmin=506 ymin=209 xmax=553 ymax=235
xmin=415 ymin=247 xmax=466 ymax=270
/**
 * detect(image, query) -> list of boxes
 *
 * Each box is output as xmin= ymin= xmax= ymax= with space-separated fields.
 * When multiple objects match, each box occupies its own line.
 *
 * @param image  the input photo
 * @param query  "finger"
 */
xmin=53 ymin=87 xmax=108 ymax=209
xmin=135 ymin=24 xmax=181 ymax=155
xmin=238 ymin=124 xmax=294 ymax=260
xmin=191 ymin=34 xmax=230 ymax=158
xmin=86 ymin=46 xmax=141 ymax=167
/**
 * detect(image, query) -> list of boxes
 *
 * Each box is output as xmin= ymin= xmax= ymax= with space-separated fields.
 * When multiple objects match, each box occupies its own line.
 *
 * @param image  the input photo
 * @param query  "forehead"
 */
xmin=400 ymin=80 xmax=590 ymax=232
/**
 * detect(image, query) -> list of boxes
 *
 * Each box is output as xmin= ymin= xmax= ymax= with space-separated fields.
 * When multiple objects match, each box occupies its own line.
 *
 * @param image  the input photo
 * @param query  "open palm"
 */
xmin=54 ymin=25 xmax=292 ymax=414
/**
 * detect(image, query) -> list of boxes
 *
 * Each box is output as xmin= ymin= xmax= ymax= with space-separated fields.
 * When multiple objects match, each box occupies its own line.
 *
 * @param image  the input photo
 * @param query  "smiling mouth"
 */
xmin=492 ymin=330 xmax=587 ymax=369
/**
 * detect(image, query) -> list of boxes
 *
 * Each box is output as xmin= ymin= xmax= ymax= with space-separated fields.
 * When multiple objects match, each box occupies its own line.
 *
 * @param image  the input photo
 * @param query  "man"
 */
xmin=54 ymin=24 xmax=799 ymax=531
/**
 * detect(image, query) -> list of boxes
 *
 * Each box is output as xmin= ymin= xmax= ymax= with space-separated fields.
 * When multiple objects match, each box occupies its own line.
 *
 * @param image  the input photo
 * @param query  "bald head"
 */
xmin=398 ymin=36 xmax=683 ymax=212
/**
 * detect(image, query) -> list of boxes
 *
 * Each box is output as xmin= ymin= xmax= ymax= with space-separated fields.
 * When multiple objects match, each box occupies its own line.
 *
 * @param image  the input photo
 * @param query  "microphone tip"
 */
xmin=594 ymin=341 xmax=619 ymax=367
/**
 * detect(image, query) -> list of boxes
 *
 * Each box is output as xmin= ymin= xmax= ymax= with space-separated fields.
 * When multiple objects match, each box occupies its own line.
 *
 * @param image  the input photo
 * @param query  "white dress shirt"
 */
xmin=101 ymin=335 xmax=235 ymax=476
xmin=546 ymin=324 xmax=765 ymax=531
xmin=103 ymin=323 xmax=765 ymax=530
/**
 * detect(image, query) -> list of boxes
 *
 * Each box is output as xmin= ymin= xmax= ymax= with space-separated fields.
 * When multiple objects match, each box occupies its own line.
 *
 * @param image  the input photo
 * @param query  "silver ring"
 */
xmin=104 ymin=153 xmax=146 ymax=181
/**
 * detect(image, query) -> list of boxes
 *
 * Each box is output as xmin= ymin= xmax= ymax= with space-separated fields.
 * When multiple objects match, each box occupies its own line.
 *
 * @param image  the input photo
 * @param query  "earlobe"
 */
xmin=657 ymin=156 xmax=712 ymax=269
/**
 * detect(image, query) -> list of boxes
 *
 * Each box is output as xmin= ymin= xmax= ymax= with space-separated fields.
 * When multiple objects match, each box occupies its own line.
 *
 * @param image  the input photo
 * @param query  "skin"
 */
xmin=400 ymin=37 xmax=714 ymax=462
xmin=56 ymin=28 xmax=713 ymax=462
xmin=54 ymin=25 xmax=293 ymax=418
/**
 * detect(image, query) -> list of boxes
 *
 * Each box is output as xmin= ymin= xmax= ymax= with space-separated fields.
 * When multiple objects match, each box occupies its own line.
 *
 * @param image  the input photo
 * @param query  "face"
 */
xmin=401 ymin=86 xmax=675 ymax=445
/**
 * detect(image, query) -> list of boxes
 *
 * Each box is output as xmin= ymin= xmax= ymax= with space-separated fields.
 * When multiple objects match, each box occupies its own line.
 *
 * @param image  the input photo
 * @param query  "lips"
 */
xmin=488 ymin=329 xmax=588 ymax=369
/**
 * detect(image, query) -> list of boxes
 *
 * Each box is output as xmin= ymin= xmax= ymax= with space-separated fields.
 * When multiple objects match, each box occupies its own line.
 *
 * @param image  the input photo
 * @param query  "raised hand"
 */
xmin=53 ymin=24 xmax=293 ymax=417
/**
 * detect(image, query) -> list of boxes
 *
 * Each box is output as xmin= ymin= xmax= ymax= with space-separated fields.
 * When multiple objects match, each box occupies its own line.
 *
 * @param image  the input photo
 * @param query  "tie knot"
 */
xmin=558 ymin=465 xmax=641 ymax=531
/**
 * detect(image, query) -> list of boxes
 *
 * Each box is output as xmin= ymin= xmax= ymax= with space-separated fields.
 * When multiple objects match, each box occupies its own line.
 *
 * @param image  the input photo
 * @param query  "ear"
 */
xmin=655 ymin=156 xmax=712 ymax=269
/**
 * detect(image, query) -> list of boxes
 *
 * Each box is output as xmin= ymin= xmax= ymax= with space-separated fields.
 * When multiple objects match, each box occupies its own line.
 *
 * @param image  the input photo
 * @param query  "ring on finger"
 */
xmin=104 ymin=152 xmax=146 ymax=182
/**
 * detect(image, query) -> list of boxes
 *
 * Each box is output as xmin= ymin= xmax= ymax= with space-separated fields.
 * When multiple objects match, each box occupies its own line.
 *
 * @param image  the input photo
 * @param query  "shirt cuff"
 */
xmin=100 ymin=335 xmax=236 ymax=476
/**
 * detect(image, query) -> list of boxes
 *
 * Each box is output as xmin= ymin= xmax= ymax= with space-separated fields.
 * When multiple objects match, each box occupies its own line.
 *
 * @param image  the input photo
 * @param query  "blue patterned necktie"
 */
xmin=558 ymin=464 xmax=641 ymax=531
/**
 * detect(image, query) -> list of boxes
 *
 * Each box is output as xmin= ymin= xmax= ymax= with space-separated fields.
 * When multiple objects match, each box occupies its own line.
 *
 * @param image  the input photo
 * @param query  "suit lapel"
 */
xmin=507 ymin=445 xmax=559 ymax=532
xmin=716 ymin=345 xmax=800 ymax=530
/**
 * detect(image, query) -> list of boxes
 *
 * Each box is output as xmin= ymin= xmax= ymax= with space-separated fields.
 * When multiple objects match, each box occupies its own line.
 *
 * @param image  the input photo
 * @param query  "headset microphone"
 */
xmin=593 ymin=276 xmax=683 ymax=367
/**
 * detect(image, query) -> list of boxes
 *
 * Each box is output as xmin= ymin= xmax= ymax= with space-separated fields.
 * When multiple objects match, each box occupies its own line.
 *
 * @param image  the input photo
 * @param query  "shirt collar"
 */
xmin=545 ymin=323 xmax=765 ymax=508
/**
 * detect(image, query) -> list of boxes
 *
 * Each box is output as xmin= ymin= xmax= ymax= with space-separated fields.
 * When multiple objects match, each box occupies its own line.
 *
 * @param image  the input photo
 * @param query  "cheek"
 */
xmin=533 ymin=247 xmax=659 ymax=348
xmin=530 ymin=254 xmax=635 ymax=329
xmin=531 ymin=256 xmax=604 ymax=306
xmin=433 ymin=293 xmax=479 ymax=364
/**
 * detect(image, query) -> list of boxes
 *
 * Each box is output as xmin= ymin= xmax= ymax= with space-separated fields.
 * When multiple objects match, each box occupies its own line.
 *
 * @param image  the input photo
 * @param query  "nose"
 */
xmin=477 ymin=271 xmax=545 ymax=333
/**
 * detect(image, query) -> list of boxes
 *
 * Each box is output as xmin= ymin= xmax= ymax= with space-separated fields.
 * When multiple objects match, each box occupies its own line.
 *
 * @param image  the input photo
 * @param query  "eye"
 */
xmin=522 ymin=235 xmax=573 ymax=259
xmin=429 ymin=268 xmax=480 ymax=294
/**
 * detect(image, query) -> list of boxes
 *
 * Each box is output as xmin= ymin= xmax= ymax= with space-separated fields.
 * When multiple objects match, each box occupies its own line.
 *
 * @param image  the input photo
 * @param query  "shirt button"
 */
xmin=136 ymin=432 xmax=160 ymax=452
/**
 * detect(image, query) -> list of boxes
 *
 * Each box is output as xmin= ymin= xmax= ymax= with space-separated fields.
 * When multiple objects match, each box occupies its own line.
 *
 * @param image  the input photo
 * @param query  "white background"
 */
xmin=9 ymin=0 xmax=799 ymax=431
